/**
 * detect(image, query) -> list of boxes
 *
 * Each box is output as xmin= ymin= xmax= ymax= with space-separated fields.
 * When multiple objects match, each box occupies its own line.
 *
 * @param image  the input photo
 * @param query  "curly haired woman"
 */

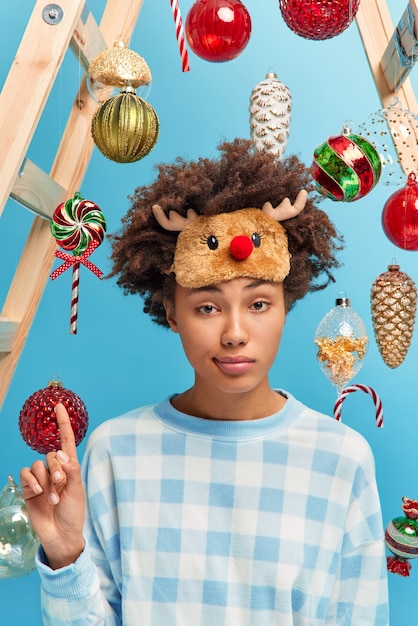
xmin=21 ymin=139 xmax=389 ymax=625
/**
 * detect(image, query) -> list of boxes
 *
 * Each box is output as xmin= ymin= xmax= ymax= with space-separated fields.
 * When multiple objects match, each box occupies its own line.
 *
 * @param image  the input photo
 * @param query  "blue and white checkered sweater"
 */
xmin=37 ymin=391 xmax=389 ymax=625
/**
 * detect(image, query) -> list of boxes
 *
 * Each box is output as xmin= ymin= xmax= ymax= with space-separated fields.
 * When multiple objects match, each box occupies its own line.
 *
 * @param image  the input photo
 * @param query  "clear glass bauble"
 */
xmin=0 ymin=475 xmax=39 ymax=579
xmin=315 ymin=295 xmax=368 ymax=394
xmin=358 ymin=97 xmax=418 ymax=186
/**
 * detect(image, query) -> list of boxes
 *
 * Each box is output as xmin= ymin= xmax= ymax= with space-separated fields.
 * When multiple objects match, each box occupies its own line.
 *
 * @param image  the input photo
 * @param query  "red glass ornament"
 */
xmin=185 ymin=0 xmax=251 ymax=62
xmin=279 ymin=0 xmax=360 ymax=41
xmin=19 ymin=378 xmax=89 ymax=454
xmin=382 ymin=173 xmax=418 ymax=250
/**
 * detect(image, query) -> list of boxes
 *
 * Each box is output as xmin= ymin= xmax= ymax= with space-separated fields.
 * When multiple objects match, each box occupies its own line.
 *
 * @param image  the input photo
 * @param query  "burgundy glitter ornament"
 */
xmin=185 ymin=0 xmax=251 ymax=62
xmin=279 ymin=0 xmax=360 ymax=41
xmin=19 ymin=378 xmax=89 ymax=454
xmin=381 ymin=172 xmax=418 ymax=250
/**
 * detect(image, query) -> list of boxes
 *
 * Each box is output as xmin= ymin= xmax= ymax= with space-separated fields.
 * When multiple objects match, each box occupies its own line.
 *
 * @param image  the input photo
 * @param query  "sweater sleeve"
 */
xmin=326 ymin=446 xmax=389 ymax=625
xmin=37 ymin=541 xmax=120 ymax=625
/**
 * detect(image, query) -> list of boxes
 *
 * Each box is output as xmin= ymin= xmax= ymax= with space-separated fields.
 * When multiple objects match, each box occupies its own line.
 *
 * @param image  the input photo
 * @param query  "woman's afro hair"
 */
xmin=109 ymin=138 xmax=344 ymax=327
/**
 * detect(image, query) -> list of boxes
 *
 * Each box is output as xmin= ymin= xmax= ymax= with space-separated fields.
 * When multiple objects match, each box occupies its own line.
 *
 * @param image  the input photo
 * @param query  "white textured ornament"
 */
xmin=249 ymin=72 xmax=292 ymax=159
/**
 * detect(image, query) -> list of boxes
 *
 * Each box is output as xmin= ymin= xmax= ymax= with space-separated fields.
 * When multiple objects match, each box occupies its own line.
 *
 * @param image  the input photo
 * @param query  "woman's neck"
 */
xmin=171 ymin=381 xmax=286 ymax=421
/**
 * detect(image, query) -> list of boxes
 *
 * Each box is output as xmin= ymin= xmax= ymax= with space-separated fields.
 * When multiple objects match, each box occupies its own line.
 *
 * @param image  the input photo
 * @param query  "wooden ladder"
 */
xmin=0 ymin=0 xmax=144 ymax=409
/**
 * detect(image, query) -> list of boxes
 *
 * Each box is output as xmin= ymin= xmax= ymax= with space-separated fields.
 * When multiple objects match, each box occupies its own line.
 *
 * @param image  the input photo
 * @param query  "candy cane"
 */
xmin=169 ymin=0 xmax=190 ymax=72
xmin=334 ymin=384 xmax=384 ymax=428
xmin=70 ymin=262 xmax=80 ymax=335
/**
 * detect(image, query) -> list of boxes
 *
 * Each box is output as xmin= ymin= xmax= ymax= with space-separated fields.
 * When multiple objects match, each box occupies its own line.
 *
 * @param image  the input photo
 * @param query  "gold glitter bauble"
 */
xmin=91 ymin=90 xmax=159 ymax=163
xmin=88 ymin=40 xmax=152 ymax=88
xmin=371 ymin=264 xmax=417 ymax=368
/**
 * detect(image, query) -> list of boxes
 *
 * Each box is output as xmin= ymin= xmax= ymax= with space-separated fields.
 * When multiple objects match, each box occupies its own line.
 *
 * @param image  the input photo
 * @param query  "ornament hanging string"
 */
xmin=50 ymin=240 xmax=103 ymax=335
xmin=334 ymin=384 xmax=384 ymax=427
xmin=169 ymin=0 xmax=190 ymax=72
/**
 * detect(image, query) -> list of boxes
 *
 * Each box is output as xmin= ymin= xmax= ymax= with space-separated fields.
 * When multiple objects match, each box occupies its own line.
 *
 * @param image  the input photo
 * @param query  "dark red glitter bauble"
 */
xmin=18 ymin=379 xmax=88 ymax=454
xmin=279 ymin=0 xmax=360 ymax=41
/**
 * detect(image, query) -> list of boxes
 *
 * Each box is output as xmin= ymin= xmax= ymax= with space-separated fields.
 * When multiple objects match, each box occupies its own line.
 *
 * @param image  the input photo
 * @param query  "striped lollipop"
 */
xmin=311 ymin=125 xmax=382 ymax=202
xmin=50 ymin=192 xmax=107 ymax=255
xmin=50 ymin=192 xmax=107 ymax=334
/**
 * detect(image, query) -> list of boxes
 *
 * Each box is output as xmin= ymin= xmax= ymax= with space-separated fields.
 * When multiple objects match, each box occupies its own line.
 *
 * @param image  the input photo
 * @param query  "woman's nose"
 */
xmin=221 ymin=314 xmax=249 ymax=346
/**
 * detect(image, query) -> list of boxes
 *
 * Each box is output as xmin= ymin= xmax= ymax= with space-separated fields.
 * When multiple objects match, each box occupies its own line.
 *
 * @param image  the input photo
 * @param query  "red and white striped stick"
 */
xmin=169 ymin=0 xmax=190 ymax=72
xmin=334 ymin=384 xmax=384 ymax=428
xmin=70 ymin=261 xmax=80 ymax=335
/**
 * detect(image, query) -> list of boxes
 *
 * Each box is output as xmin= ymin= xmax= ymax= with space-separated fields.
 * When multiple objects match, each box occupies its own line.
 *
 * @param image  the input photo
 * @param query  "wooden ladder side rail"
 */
xmin=356 ymin=0 xmax=418 ymax=175
xmin=0 ymin=0 xmax=87 ymax=220
xmin=0 ymin=0 xmax=144 ymax=409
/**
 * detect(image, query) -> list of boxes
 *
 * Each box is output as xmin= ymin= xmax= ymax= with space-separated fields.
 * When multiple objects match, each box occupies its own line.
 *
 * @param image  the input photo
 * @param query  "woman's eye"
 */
xmin=251 ymin=301 xmax=269 ymax=312
xmin=198 ymin=304 xmax=216 ymax=314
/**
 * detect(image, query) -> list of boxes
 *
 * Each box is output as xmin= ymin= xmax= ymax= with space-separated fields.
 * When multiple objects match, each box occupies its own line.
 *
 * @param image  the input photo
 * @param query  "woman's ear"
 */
xmin=163 ymin=299 xmax=179 ymax=333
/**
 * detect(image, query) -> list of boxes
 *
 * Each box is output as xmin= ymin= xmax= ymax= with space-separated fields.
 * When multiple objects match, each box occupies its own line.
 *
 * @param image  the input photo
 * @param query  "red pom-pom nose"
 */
xmin=230 ymin=235 xmax=253 ymax=259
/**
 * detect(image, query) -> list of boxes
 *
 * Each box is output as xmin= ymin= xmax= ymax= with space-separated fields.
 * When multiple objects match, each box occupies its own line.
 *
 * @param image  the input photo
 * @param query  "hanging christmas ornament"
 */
xmin=279 ymin=0 xmax=360 ymax=41
xmin=0 ymin=475 xmax=39 ymax=579
xmin=315 ymin=294 xmax=368 ymax=394
xmin=381 ymin=173 xmax=418 ymax=250
xmin=358 ymin=98 xmax=418 ymax=187
xmin=371 ymin=263 xmax=417 ymax=368
xmin=87 ymin=38 xmax=152 ymax=102
xmin=91 ymin=87 xmax=159 ymax=163
xmin=334 ymin=383 xmax=384 ymax=427
xmin=311 ymin=122 xmax=382 ymax=201
xmin=185 ymin=0 xmax=251 ymax=63
xmin=88 ymin=39 xmax=152 ymax=89
xmin=50 ymin=192 xmax=106 ymax=334
xmin=19 ymin=376 xmax=89 ymax=455
xmin=249 ymin=71 xmax=292 ymax=159
xmin=386 ymin=496 xmax=418 ymax=577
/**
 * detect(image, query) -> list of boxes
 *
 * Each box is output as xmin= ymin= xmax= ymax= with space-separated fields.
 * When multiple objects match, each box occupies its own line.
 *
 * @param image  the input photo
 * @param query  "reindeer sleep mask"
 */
xmin=152 ymin=189 xmax=308 ymax=288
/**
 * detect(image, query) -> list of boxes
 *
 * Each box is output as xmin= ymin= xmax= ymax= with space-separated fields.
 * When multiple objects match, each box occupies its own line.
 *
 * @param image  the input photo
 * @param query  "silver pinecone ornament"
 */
xmin=249 ymin=72 xmax=292 ymax=159
xmin=370 ymin=263 xmax=417 ymax=368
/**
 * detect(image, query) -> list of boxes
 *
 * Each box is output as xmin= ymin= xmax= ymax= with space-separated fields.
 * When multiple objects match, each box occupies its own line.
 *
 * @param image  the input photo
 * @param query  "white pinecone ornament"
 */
xmin=249 ymin=72 xmax=291 ymax=159
xmin=370 ymin=264 xmax=417 ymax=368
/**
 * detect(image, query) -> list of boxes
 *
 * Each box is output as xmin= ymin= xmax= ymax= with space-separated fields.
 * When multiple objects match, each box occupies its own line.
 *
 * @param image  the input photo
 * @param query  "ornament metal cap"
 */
xmin=335 ymin=295 xmax=350 ymax=307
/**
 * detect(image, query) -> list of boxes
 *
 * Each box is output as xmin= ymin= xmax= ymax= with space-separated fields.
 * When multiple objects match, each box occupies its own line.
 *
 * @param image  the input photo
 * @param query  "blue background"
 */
xmin=0 ymin=1 xmax=415 ymax=623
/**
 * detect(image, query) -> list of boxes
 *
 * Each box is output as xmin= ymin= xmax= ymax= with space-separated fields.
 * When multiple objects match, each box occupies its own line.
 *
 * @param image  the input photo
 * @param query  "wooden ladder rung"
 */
xmin=71 ymin=3 xmax=107 ymax=72
xmin=11 ymin=158 xmax=65 ymax=220
xmin=0 ymin=318 xmax=19 ymax=353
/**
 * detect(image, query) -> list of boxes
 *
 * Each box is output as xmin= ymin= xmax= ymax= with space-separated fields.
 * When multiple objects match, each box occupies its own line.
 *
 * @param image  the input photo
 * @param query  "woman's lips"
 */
xmin=214 ymin=356 xmax=255 ymax=374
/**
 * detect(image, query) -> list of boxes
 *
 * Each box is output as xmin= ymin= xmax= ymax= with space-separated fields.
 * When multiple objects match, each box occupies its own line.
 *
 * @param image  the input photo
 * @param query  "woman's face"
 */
xmin=164 ymin=277 xmax=286 ymax=399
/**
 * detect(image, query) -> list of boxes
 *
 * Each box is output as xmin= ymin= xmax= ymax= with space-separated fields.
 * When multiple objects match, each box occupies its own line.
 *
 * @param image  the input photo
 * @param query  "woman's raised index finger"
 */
xmin=55 ymin=402 xmax=77 ymax=457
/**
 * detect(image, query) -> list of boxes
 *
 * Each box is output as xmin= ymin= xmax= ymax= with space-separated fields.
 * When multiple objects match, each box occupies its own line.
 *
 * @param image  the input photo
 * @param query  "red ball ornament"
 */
xmin=185 ymin=0 xmax=251 ymax=62
xmin=19 ymin=378 xmax=89 ymax=454
xmin=382 ymin=173 xmax=418 ymax=250
xmin=279 ymin=0 xmax=360 ymax=41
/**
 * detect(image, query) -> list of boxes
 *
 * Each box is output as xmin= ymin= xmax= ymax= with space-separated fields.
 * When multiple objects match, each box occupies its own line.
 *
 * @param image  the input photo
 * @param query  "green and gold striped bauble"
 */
xmin=91 ymin=89 xmax=159 ymax=163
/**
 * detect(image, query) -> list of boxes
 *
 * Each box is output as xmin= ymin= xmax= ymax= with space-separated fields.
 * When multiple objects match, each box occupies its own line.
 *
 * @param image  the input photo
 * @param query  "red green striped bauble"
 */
xmin=311 ymin=130 xmax=382 ymax=202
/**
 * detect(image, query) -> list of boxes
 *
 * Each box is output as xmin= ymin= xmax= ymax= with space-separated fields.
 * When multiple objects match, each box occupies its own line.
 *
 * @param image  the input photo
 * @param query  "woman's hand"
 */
xmin=20 ymin=403 xmax=86 ymax=569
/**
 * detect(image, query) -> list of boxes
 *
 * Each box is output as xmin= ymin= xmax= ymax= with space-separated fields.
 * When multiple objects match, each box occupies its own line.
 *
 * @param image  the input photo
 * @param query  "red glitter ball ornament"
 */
xmin=19 ymin=378 xmax=89 ymax=454
xmin=279 ymin=0 xmax=360 ymax=41
xmin=185 ymin=0 xmax=251 ymax=62
xmin=382 ymin=172 xmax=418 ymax=250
